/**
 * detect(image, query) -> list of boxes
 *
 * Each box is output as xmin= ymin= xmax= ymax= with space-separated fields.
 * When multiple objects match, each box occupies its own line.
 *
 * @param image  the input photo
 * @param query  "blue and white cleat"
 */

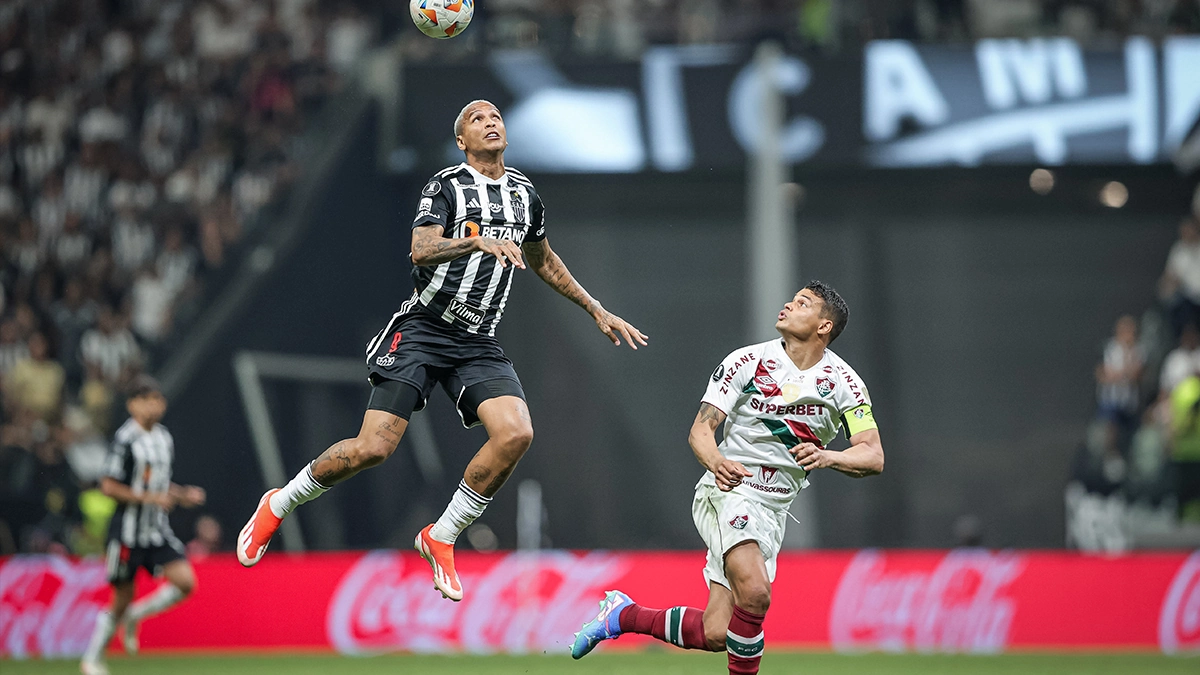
xmin=571 ymin=590 xmax=634 ymax=659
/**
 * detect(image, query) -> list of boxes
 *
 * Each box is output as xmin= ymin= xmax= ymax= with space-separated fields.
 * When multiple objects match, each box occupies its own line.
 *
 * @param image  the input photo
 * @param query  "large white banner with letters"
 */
xmin=398 ymin=38 xmax=1200 ymax=171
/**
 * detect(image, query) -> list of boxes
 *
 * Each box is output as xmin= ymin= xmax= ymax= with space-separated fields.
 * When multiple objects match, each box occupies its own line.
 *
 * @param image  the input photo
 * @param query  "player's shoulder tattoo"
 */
xmin=698 ymin=402 xmax=726 ymax=425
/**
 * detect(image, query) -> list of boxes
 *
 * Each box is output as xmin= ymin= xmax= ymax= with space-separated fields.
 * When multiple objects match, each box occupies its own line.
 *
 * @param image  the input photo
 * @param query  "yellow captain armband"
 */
xmin=841 ymin=404 xmax=877 ymax=436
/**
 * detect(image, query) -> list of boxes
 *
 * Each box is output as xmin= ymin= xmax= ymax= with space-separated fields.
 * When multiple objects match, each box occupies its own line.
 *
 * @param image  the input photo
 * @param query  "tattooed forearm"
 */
xmin=534 ymin=249 xmax=598 ymax=313
xmin=411 ymin=227 xmax=477 ymax=266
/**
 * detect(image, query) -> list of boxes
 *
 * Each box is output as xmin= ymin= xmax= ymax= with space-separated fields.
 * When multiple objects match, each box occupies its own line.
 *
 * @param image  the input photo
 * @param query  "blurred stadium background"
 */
xmin=2 ymin=0 xmax=1200 ymax=670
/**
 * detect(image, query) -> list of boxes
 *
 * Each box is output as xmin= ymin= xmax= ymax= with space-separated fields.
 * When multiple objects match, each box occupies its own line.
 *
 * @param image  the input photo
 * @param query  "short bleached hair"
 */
xmin=454 ymin=100 xmax=499 ymax=138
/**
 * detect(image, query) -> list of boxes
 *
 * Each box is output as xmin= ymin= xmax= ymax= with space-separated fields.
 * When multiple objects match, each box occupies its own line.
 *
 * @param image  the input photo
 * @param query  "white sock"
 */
xmin=126 ymin=583 xmax=184 ymax=622
xmin=83 ymin=611 xmax=116 ymax=663
xmin=429 ymin=480 xmax=491 ymax=544
xmin=269 ymin=464 xmax=330 ymax=518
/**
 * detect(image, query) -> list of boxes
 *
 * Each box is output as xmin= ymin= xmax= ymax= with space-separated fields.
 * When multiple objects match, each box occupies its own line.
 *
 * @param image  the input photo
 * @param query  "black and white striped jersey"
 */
xmin=103 ymin=418 xmax=179 ymax=548
xmin=404 ymin=163 xmax=546 ymax=335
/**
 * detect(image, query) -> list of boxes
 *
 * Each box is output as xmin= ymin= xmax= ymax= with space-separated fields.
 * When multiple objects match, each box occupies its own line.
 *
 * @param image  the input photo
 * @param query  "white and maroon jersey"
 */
xmin=698 ymin=339 xmax=877 ymax=510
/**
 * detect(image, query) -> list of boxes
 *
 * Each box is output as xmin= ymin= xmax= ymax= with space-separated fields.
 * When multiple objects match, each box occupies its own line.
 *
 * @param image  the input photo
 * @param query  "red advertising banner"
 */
xmin=2 ymin=549 xmax=1197 ymax=658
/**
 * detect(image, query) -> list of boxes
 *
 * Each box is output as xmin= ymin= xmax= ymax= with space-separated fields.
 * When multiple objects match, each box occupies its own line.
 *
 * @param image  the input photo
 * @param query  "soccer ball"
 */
xmin=410 ymin=0 xmax=474 ymax=39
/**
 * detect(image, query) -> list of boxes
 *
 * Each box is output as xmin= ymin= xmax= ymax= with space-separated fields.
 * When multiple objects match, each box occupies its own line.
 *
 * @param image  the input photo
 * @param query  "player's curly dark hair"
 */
xmin=804 ymin=280 xmax=848 ymax=344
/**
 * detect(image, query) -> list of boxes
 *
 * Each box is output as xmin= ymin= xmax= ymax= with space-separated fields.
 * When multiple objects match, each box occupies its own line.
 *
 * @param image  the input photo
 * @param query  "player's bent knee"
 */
xmin=175 ymin=576 xmax=196 ymax=597
xmin=506 ymin=424 xmax=534 ymax=453
xmin=352 ymin=435 xmax=398 ymax=467
xmin=738 ymin=585 xmax=771 ymax=614
xmin=492 ymin=423 xmax=533 ymax=459
xmin=705 ymin=629 xmax=726 ymax=652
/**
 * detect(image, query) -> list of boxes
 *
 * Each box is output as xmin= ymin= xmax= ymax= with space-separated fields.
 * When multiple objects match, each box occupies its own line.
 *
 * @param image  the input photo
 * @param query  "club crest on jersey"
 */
xmin=510 ymin=190 xmax=526 ymax=222
xmin=816 ymin=376 xmax=835 ymax=398
xmin=760 ymin=466 xmax=779 ymax=484
xmin=729 ymin=514 xmax=749 ymax=530
xmin=422 ymin=181 xmax=441 ymax=196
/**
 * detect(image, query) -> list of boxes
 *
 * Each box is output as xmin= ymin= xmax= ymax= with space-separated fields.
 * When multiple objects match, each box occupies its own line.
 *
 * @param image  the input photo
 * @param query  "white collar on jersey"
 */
xmin=460 ymin=162 xmax=509 ymax=186
xmin=771 ymin=338 xmax=830 ymax=376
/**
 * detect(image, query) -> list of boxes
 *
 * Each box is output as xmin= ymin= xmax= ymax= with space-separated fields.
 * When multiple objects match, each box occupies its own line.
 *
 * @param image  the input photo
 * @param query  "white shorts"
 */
xmin=691 ymin=483 xmax=788 ymax=588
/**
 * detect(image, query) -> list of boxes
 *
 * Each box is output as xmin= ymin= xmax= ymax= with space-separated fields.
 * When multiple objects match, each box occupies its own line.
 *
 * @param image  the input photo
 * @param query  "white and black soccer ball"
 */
xmin=409 ymin=0 xmax=474 ymax=39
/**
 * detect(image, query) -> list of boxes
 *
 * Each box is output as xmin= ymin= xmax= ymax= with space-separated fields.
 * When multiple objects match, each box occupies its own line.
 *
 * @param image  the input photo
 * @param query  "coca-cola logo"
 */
xmin=1159 ymin=551 xmax=1200 ymax=654
xmin=829 ymin=550 xmax=1024 ymax=654
xmin=0 ymin=555 xmax=109 ymax=658
xmin=326 ymin=551 xmax=630 ymax=654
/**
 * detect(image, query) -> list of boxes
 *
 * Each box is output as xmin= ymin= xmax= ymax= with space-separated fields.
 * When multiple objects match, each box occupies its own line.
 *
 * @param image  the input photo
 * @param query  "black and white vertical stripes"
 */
xmin=103 ymin=418 xmax=180 ymax=548
xmin=402 ymin=163 xmax=546 ymax=336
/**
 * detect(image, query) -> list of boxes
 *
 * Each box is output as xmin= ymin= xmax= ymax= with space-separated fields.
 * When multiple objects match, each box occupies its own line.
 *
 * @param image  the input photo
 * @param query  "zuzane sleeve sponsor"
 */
xmin=832 ymin=358 xmax=875 ymax=436
xmin=701 ymin=347 xmax=759 ymax=414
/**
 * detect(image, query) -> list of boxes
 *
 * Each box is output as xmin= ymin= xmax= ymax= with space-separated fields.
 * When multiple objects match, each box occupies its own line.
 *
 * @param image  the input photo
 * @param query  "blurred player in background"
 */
xmin=571 ymin=282 xmax=883 ymax=674
xmin=237 ymin=100 xmax=647 ymax=602
xmin=81 ymin=377 xmax=206 ymax=675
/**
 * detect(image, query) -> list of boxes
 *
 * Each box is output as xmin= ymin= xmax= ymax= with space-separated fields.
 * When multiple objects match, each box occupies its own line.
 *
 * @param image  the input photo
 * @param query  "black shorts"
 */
xmin=365 ymin=307 xmax=525 ymax=428
xmin=104 ymin=537 xmax=185 ymax=584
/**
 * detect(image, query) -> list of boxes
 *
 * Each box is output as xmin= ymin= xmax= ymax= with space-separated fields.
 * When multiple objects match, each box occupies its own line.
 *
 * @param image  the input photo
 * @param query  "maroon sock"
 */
xmin=726 ymin=605 xmax=765 ymax=674
xmin=618 ymin=604 xmax=710 ymax=650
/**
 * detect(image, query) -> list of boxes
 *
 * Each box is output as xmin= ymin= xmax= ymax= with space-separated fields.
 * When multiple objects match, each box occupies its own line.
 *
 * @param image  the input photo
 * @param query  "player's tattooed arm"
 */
xmin=523 ymin=238 xmax=649 ymax=350
xmin=688 ymin=403 xmax=749 ymax=491
xmin=411 ymin=225 xmax=526 ymax=268
xmin=411 ymin=225 xmax=474 ymax=266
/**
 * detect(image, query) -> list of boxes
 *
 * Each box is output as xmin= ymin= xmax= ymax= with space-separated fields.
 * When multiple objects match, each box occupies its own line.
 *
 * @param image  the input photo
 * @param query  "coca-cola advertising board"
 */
xmin=2 ymin=550 xmax=1197 ymax=658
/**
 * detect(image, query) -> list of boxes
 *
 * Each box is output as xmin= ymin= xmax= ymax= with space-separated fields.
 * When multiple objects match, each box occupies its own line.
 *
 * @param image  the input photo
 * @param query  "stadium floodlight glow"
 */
xmin=1100 ymin=181 xmax=1129 ymax=208
xmin=1029 ymin=168 xmax=1054 ymax=195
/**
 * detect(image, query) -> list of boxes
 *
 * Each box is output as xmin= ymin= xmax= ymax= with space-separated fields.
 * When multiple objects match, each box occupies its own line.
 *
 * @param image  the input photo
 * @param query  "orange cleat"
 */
xmin=237 ymin=489 xmax=282 ymax=567
xmin=414 ymin=524 xmax=463 ymax=601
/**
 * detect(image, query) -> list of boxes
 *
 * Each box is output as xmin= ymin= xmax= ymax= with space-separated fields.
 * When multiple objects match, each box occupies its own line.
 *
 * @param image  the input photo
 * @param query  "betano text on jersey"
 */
xmin=395 ymin=163 xmax=545 ymax=336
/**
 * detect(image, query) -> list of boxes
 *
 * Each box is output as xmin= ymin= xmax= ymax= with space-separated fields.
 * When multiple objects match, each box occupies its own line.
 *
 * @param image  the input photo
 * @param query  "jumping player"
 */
xmin=571 ymin=282 xmax=883 ymax=674
xmin=81 ymin=377 xmax=206 ymax=675
xmin=236 ymin=100 xmax=648 ymax=602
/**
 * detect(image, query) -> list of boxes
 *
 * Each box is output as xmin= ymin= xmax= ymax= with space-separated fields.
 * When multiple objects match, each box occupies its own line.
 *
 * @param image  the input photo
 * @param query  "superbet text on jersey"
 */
xmin=699 ymin=339 xmax=878 ymax=510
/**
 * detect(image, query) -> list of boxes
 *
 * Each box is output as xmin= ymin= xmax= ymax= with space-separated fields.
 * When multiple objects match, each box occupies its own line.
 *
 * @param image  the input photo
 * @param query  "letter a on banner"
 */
xmin=864 ymin=41 xmax=950 ymax=141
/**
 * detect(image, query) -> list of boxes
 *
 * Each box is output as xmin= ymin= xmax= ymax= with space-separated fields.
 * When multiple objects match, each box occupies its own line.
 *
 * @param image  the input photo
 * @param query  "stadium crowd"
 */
xmin=411 ymin=0 xmax=1200 ymax=59
xmin=0 ymin=0 xmax=377 ymax=555
xmin=1073 ymin=190 xmax=1200 ymax=550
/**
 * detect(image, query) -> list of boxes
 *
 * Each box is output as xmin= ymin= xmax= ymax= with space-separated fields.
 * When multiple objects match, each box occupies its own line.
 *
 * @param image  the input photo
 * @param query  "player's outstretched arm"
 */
xmin=100 ymin=477 xmax=176 ymax=509
xmin=790 ymin=428 xmax=884 ymax=478
xmin=169 ymin=483 xmax=207 ymax=508
xmin=522 ymin=238 xmax=648 ymax=349
xmin=689 ymin=403 xmax=751 ymax=491
xmin=411 ymin=225 xmax=526 ymax=269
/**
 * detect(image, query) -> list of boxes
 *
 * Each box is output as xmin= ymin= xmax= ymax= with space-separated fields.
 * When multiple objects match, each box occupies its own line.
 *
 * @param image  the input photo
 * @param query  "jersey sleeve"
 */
xmin=525 ymin=190 xmax=546 ymax=242
xmin=701 ymin=347 xmax=759 ymax=416
xmin=103 ymin=439 xmax=133 ymax=483
xmin=832 ymin=360 xmax=877 ymax=437
xmin=412 ymin=176 xmax=453 ymax=231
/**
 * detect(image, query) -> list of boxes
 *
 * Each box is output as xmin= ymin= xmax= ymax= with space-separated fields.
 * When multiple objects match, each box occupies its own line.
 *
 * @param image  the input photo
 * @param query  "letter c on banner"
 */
xmin=728 ymin=56 xmax=826 ymax=163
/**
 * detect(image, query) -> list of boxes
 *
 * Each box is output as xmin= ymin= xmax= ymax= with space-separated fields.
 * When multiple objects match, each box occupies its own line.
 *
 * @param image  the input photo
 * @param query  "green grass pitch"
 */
xmin=4 ymin=652 xmax=1197 ymax=674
